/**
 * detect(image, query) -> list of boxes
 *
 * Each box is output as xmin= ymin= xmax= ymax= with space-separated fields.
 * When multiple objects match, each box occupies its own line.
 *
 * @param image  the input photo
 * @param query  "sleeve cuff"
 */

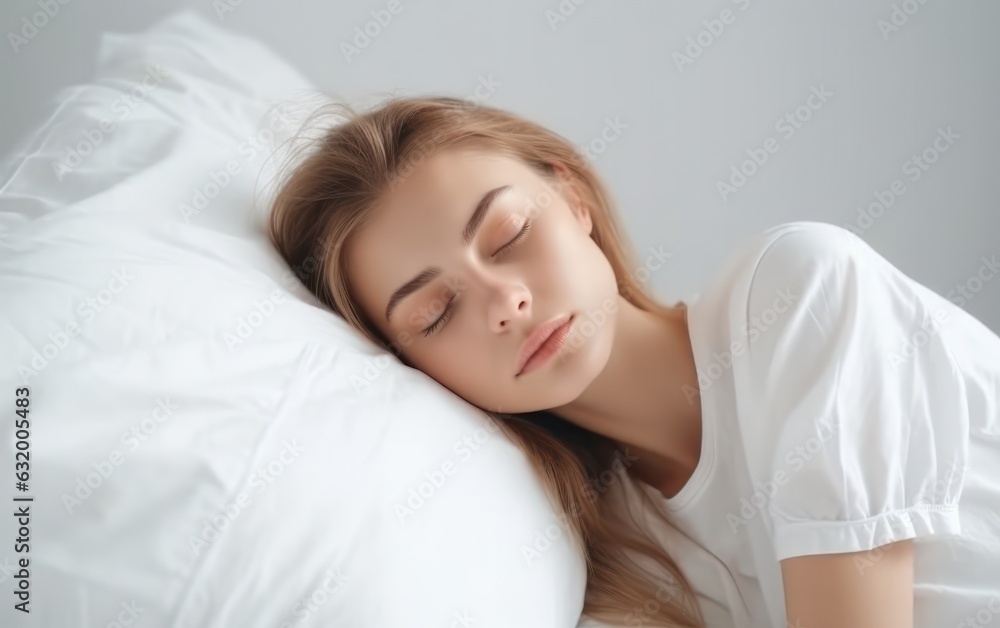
xmin=772 ymin=504 xmax=962 ymax=561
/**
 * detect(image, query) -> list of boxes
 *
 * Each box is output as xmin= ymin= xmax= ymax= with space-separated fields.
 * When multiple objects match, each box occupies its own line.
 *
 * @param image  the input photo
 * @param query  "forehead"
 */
xmin=369 ymin=146 xmax=524 ymax=237
xmin=344 ymin=147 xmax=534 ymax=323
xmin=391 ymin=147 xmax=521 ymax=197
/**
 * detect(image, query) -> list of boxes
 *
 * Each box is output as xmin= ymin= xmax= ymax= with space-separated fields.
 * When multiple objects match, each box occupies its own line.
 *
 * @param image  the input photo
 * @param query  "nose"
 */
xmin=493 ymin=292 xmax=530 ymax=333
xmin=480 ymin=271 xmax=531 ymax=333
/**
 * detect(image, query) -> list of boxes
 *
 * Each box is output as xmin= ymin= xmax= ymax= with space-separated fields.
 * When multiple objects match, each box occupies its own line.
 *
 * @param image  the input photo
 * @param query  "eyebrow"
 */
xmin=384 ymin=184 xmax=512 ymax=324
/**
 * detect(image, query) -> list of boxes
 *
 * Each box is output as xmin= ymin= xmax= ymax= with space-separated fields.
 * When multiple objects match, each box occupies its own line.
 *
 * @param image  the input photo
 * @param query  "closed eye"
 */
xmin=422 ymin=219 xmax=533 ymax=337
xmin=492 ymin=219 xmax=532 ymax=258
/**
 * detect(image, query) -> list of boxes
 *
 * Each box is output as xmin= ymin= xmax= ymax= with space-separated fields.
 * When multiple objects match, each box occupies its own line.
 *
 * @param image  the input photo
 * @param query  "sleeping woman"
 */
xmin=267 ymin=95 xmax=1000 ymax=628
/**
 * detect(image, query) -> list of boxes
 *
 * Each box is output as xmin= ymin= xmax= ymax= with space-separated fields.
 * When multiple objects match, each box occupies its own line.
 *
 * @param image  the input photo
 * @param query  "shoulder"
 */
xmin=730 ymin=220 xmax=862 ymax=274
xmin=715 ymin=221 xmax=891 ymax=353
xmin=743 ymin=220 xmax=872 ymax=309
xmin=689 ymin=221 xmax=861 ymax=326
xmin=753 ymin=220 xmax=860 ymax=258
xmin=705 ymin=221 xmax=870 ymax=314
xmin=739 ymin=221 xmax=921 ymax=346
xmin=752 ymin=220 xmax=858 ymax=257
xmin=737 ymin=220 xmax=917 ymax=392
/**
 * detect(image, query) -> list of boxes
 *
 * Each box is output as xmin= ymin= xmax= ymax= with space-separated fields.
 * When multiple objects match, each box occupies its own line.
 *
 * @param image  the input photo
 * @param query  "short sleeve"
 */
xmin=739 ymin=223 xmax=969 ymax=562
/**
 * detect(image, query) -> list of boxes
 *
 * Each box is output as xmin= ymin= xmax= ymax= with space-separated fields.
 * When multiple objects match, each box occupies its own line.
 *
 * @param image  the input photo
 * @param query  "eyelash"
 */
xmin=422 ymin=220 xmax=533 ymax=337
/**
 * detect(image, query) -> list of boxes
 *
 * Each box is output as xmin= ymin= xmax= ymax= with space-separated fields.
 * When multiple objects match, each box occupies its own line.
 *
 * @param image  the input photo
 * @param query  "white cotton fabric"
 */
xmin=622 ymin=221 xmax=1000 ymax=628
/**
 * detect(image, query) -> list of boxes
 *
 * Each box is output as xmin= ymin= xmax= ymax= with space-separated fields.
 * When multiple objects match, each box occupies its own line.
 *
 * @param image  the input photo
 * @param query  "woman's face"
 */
xmin=345 ymin=146 xmax=619 ymax=413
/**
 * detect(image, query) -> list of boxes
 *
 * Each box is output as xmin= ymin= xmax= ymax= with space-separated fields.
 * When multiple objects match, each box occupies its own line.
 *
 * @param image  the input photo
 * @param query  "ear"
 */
xmin=551 ymin=162 xmax=593 ymax=235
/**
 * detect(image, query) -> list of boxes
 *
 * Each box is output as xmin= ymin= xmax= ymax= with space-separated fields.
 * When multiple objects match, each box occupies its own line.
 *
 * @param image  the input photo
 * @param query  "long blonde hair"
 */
xmin=266 ymin=94 xmax=706 ymax=627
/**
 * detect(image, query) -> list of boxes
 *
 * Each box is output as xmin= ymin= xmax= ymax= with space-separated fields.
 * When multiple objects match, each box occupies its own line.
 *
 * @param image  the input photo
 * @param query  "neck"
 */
xmin=550 ymin=297 xmax=703 ymax=497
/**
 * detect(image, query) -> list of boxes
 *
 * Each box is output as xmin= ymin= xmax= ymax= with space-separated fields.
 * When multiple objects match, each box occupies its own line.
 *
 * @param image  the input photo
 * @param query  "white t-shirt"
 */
xmin=599 ymin=221 xmax=1000 ymax=628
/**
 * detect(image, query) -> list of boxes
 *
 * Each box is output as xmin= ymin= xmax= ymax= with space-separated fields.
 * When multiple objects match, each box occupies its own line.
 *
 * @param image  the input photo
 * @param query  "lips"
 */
xmin=516 ymin=313 xmax=574 ymax=376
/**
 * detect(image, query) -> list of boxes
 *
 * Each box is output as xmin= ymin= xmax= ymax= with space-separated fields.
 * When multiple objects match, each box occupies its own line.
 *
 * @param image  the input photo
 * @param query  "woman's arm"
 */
xmin=780 ymin=539 xmax=914 ymax=628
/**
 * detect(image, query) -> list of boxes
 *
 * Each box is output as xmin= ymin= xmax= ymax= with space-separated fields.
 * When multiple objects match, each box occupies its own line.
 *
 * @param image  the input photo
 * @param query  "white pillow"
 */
xmin=0 ymin=9 xmax=587 ymax=627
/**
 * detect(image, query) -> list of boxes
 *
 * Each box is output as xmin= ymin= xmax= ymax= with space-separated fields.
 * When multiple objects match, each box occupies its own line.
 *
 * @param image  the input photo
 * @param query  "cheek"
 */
xmin=408 ymin=330 xmax=470 ymax=372
xmin=536 ymin=222 xmax=595 ymax=280
xmin=411 ymin=339 xmax=497 ymax=405
xmin=547 ymin=228 xmax=618 ymax=308
xmin=429 ymin=323 xmax=504 ymax=393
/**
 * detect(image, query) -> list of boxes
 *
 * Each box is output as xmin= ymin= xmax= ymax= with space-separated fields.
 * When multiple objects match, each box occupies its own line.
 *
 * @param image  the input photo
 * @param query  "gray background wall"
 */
xmin=2 ymin=0 xmax=997 ymax=331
